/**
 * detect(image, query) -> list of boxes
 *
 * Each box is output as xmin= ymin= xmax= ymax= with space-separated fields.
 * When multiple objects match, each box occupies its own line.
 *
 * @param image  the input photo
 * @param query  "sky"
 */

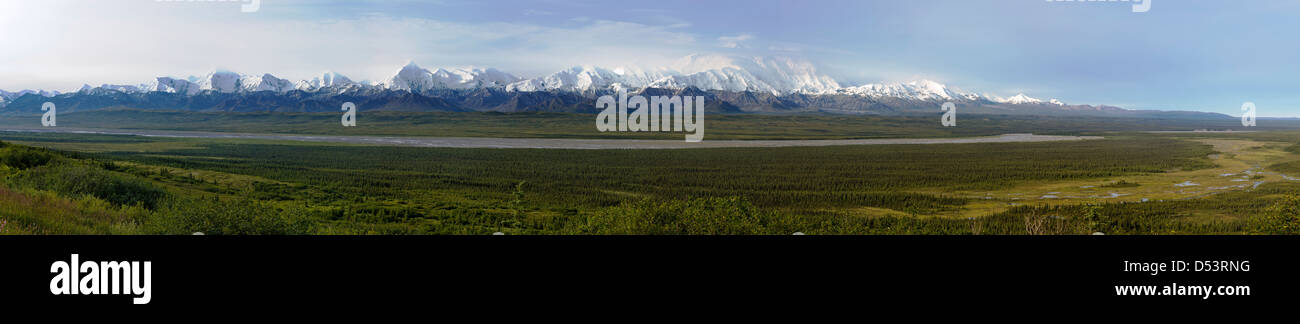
xmin=1 ymin=0 xmax=1297 ymax=116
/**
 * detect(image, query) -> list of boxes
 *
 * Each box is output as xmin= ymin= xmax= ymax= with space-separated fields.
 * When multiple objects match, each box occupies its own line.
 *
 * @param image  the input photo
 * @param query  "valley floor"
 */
xmin=929 ymin=138 xmax=1300 ymax=221
xmin=0 ymin=110 xmax=1285 ymax=140
xmin=0 ymin=127 xmax=1098 ymax=149
xmin=2 ymin=117 xmax=1300 ymax=235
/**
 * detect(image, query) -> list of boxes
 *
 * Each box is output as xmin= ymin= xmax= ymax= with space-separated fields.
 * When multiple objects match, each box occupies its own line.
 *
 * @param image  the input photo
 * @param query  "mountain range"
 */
xmin=0 ymin=54 xmax=1226 ymax=118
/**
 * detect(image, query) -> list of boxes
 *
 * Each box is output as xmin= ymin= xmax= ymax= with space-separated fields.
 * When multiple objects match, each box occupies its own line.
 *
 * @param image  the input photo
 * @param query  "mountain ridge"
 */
xmin=0 ymin=55 xmax=1222 ymax=119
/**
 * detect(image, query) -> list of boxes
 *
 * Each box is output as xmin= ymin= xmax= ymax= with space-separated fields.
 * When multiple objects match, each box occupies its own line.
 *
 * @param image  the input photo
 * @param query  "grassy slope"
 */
xmin=0 ymin=186 xmax=145 ymax=234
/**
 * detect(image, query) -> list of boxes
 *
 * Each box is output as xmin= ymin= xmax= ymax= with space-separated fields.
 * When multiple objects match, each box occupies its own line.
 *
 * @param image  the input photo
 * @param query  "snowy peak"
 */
xmin=908 ymin=80 xmax=956 ymax=99
xmin=837 ymin=81 xmax=1069 ymax=105
xmin=663 ymin=54 xmax=841 ymax=95
xmin=239 ymin=73 xmax=296 ymax=93
xmin=388 ymin=62 xmax=521 ymax=92
xmin=505 ymin=65 xmax=668 ymax=92
xmin=431 ymin=67 xmax=520 ymax=89
xmin=296 ymin=72 xmax=356 ymax=91
xmin=26 ymin=71 xmax=316 ymax=97
xmin=839 ymin=79 xmax=969 ymax=101
xmin=198 ymin=70 xmax=243 ymax=93
xmin=320 ymin=72 xmax=353 ymax=87
xmin=995 ymin=93 xmax=1043 ymax=105
xmin=130 ymin=70 xmax=294 ymax=94
xmin=0 ymin=89 xmax=61 ymax=99
xmin=153 ymin=71 xmax=300 ymax=94
xmin=83 ymin=84 xmax=146 ymax=93
xmin=153 ymin=77 xmax=201 ymax=95
xmin=505 ymin=55 xmax=840 ymax=95
xmin=388 ymin=62 xmax=434 ymax=91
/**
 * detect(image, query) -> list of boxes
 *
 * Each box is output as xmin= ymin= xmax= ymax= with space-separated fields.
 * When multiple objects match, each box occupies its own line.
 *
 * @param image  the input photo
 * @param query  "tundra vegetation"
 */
xmin=2 ymin=112 xmax=1299 ymax=235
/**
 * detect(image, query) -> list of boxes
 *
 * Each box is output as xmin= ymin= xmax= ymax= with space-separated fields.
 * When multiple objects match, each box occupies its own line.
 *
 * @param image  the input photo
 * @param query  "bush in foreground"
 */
xmin=1260 ymin=194 xmax=1300 ymax=235
xmin=581 ymin=196 xmax=778 ymax=235
xmin=0 ymin=144 xmax=56 ymax=170
xmin=146 ymin=196 xmax=315 ymax=235
xmin=9 ymin=162 xmax=167 ymax=209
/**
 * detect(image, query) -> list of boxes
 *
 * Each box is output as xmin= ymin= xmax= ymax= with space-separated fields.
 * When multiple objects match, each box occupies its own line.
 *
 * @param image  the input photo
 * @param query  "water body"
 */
xmin=0 ymin=128 xmax=1101 ymax=150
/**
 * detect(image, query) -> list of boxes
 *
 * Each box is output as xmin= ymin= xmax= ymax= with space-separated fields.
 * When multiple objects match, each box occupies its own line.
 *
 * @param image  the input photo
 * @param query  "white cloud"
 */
xmin=0 ymin=0 xmax=702 ymax=91
xmin=718 ymin=34 xmax=755 ymax=49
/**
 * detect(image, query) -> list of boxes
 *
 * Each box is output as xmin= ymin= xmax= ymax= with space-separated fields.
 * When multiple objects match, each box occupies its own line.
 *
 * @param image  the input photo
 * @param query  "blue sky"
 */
xmin=2 ymin=0 xmax=1297 ymax=116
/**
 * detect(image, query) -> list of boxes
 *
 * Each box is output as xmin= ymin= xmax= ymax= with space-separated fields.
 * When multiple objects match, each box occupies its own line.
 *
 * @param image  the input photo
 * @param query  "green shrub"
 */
xmin=9 ymin=162 xmax=167 ymax=209
xmin=145 ymin=196 xmax=315 ymax=235
xmin=0 ymin=145 xmax=56 ymax=170
xmin=1260 ymin=194 xmax=1300 ymax=235
xmin=1100 ymin=180 xmax=1140 ymax=188
xmin=582 ymin=196 xmax=776 ymax=235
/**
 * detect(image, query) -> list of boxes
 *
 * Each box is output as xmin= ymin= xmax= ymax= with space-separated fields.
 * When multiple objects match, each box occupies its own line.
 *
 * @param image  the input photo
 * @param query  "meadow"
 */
xmin=0 ymin=110 xmax=1287 ymax=139
xmin=3 ymin=121 xmax=1299 ymax=235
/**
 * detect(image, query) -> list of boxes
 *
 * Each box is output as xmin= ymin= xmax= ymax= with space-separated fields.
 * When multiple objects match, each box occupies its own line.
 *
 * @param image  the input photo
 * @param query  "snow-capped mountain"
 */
xmin=21 ymin=54 xmax=1066 ymax=104
xmin=996 ymin=93 xmax=1043 ymax=105
xmin=83 ymin=70 xmax=294 ymax=94
xmin=0 ymin=89 xmax=60 ymax=109
xmin=79 ymin=83 xmax=154 ymax=94
xmin=983 ymin=93 xmax=1064 ymax=106
xmin=387 ymin=62 xmax=521 ymax=92
xmin=296 ymin=72 xmax=355 ymax=90
xmin=101 ymin=71 xmax=301 ymax=94
xmin=839 ymin=80 xmax=978 ymax=101
xmin=153 ymin=77 xmax=201 ymax=95
xmin=656 ymin=54 xmax=841 ymax=95
xmin=240 ymin=73 xmax=297 ymax=93
xmin=505 ymin=65 xmax=671 ymax=93
xmin=505 ymin=55 xmax=840 ymax=95
xmin=0 ymin=89 xmax=61 ymax=99
xmin=5 ymin=54 xmax=1095 ymax=115
xmin=196 ymin=70 xmax=243 ymax=93
xmin=0 ymin=89 xmax=60 ymax=108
